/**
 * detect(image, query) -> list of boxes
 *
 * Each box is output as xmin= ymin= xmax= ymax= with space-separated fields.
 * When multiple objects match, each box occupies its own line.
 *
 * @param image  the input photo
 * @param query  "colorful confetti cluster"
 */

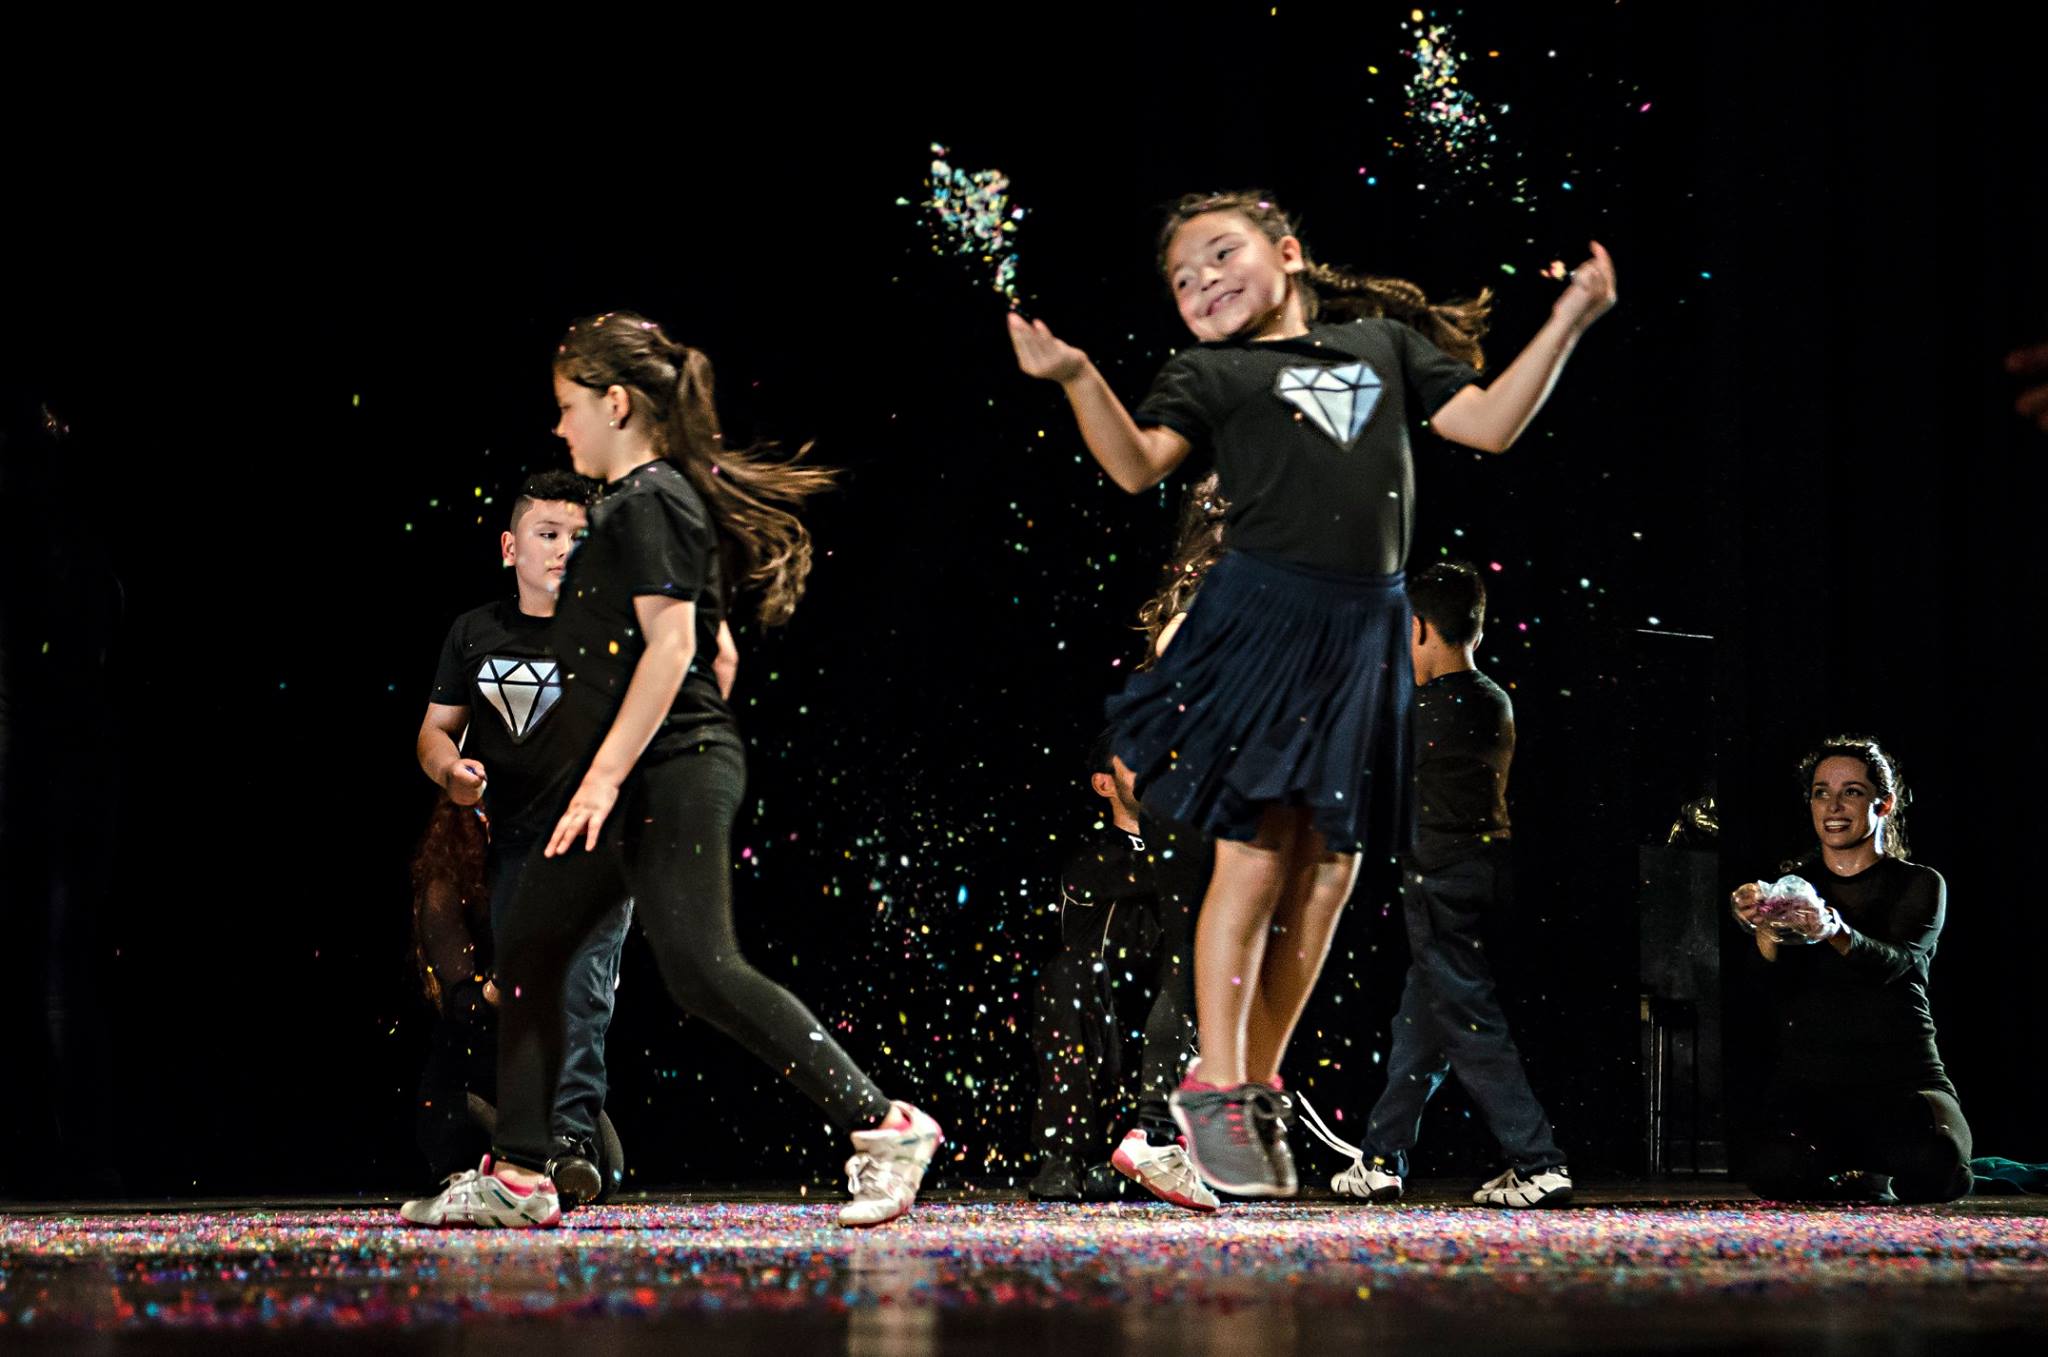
xmin=3 ymin=1201 xmax=2045 ymax=1331
xmin=910 ymin=143 xmax=1026 ymax=305
xmin=1397 ymin=11 xmax=1494 ymax=163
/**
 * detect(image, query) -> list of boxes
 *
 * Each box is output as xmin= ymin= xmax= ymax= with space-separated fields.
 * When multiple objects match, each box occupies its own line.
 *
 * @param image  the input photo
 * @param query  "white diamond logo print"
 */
xmin=477 ymin=655 xmax=562 ymax=742
xmin=1275 ymin=362 xmax=1384 ymax=447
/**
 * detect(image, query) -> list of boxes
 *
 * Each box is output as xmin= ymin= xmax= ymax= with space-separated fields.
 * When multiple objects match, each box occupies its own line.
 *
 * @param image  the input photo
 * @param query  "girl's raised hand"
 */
xmin=1552 ymin=241 xmax=1618 ymax=331
xmin=1007 ymin=312 xmax=1090 ymax=384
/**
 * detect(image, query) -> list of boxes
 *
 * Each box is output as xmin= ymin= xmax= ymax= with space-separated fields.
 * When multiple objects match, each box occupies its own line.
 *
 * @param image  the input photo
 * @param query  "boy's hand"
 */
xmin=1007 ymin=313 xmax=1090 ymax=384
xmin=443 ymin=759 xmax=488 ymax=806
xmin=1551 ymin=241 xmax=1618 ymax=331
xmin=546 ymin=773 xmax=620 ymax=857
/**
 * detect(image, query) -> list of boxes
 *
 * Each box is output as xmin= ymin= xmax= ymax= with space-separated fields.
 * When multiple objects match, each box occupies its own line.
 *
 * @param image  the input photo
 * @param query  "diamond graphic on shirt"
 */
xmin=476 ymin=656 xmax=562 ymax=742
xmin=1275 ymin=362 xmax=1384 ymax=447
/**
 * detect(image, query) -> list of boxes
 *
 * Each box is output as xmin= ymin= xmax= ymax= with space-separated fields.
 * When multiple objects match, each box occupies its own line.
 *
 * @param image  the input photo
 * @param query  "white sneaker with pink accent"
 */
xmin=399 ymin=1156 xmax=561 ymax=1228
xmin=1111 ymin=1129 xmax=1220 ymax=1212
xmin=839 ymin=1101 xmax=943 ymax=1227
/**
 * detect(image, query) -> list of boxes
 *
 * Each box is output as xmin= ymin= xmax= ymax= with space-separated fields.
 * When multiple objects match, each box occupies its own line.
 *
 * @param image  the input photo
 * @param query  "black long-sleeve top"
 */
xmin=1762 ymin=857 xmax=1953 ymax=1094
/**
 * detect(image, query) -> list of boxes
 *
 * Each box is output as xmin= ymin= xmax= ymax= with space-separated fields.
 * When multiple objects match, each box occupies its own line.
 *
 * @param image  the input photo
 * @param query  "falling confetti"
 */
xmin=916 ymin=143 xmax=1027 ymax=305
xmin=1397 ymin=14 xmax=1494 ymax=164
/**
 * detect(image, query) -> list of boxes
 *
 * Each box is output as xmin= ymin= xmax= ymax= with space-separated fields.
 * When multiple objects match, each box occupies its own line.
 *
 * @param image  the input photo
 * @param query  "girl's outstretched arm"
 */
xmin=546 ymin=595 xmax=697 ymax=857
xmin=1432 ymin=241 xmax=1618 ymax=454
xmin=1009 ymin=313 xmax=1192 ymax=492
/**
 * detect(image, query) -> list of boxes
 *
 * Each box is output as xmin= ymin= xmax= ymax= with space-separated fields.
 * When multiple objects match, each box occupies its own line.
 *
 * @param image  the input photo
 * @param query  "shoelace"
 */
xmin=1140 ymin=1146 xmax=1202 ymax=1196
xmin=1241 ymin=1086 xmax=1287 ymax=1147
xmin=845 ymin=1152 xmax=919 ymax=1202
xmin=1293 ymin=1093 xmax=1372 ymax=1184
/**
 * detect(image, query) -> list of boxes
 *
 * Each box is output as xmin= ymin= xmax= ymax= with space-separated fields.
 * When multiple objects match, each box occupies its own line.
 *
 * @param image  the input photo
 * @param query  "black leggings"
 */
xmin=1747 ymin=1083 xmax=1974 ymax=1205
xmin=492 ymin=741 xmax=892 ymax=1169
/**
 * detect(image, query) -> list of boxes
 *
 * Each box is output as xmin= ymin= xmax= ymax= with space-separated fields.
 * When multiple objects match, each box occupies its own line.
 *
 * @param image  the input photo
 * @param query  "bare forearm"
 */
xmin=417 ymin=727 xmax=463 ymax=785
xmin=1450 ymin=315 xmax=1584 ymax=452
xmin=586 ymin=644 xmax=694 ymax=785
xmin=1062 ymin=362 xmax=1180 ymax=492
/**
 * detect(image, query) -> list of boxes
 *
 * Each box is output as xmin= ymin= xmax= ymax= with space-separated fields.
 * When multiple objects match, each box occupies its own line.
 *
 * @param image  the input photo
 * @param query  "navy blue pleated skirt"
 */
xmin=1106 ymin=551 xmax=1411 ymax=855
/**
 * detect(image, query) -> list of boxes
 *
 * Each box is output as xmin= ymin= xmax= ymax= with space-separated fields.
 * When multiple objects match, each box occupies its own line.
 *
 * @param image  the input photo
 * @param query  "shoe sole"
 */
xmin=1168 ymin=1101 xmax=1287 ymax=1199
xmin=553 ymin=1160 xmax=603 ymax=1207
xmin=1478 ymin=1186 xmax=1574 ymax=1209
xmin=399 ymin=1209 xmax=561 ymax=1228
xmin=1110 ymin=1145 xmax=1219 ymax=1213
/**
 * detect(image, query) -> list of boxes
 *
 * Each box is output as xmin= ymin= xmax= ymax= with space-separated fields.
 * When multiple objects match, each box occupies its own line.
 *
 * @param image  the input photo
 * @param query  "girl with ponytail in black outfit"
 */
xmin=402 ymin=313 xmax=940 ymax=1229
xmin=1011 ymin=190 xmax=1615 ymax=1198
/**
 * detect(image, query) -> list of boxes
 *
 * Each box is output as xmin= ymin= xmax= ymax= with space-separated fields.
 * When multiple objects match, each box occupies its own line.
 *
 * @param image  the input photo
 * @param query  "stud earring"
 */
xmin=608 ymin=419 xmax=618 ymax=428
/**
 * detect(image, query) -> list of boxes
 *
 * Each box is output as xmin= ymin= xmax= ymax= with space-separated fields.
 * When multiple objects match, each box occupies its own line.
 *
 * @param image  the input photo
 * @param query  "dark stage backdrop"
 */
xmin=2 ymin=8 xmax=2041 ymax=1199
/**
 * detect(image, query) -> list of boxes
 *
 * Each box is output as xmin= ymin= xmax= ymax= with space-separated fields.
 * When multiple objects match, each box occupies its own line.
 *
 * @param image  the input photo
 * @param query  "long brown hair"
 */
xmin=1136 ymin=472 xmax=1229 ymax=668
xmin=1157 ymin=190 xmax=1492 ymax=370
xmin=410 ymin=798 xmax=491 ymax=1007
xmin=556 ymin=311 xmax=839 ymax=624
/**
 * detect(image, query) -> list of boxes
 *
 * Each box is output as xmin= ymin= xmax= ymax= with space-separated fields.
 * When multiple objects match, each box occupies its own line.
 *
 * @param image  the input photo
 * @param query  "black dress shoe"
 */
xmin=1082 ymin=1162 xmax=1129 ymax=1202
xmin=549 ymin=1136 xmax=604 ymax=1207
xmin=1028 ymin=1160 xmax=1083 ymax=1202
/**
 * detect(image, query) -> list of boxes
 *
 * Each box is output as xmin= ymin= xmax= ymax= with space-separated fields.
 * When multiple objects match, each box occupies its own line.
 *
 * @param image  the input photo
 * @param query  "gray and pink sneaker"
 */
xmin=1170 ymin=1078 xmax=1291 ymax=1198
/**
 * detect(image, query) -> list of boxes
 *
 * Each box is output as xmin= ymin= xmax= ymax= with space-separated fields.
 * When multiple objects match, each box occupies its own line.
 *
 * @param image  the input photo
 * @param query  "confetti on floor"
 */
xmin=4 ymin=1194 xmax=2045 ymax=1351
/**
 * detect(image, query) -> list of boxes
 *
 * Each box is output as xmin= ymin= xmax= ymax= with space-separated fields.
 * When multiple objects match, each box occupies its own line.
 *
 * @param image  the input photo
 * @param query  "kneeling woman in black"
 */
xmin=1730 ymin=736 xmax=1971 ymax=1204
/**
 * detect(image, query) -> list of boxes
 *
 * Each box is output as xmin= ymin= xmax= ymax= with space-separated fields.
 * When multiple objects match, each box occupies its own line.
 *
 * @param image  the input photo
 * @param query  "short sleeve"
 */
xmin=1387 ymin=319 xmax=1482 ymax=418
xmin=612 ymin=487 xmax=712 ymax=601
xmin=1133 ymin=350 xmax=1216 ymax=448
xmin=428 ymin=618 xmax=470 ymax=706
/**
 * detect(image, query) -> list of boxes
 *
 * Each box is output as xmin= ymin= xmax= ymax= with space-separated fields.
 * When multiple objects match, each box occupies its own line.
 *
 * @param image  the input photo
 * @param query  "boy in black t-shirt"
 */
xmin=1338 ymin=562 xmax=1571 ymax=1208
xmin=415 ymin=470 xmax=628 ymax=1205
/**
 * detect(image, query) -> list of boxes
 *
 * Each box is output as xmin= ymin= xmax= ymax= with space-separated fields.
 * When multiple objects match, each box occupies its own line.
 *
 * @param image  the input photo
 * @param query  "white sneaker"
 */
xmin=1111 ymin=1129 xmax=1220 ymax=1212
xmin=1473 ymin=1165 xmax=1573 ymax=1208
xmin=1331 ymin=1154 xmax=1404 ymax=1203
xmin=399 ymin=1156 xmax=561 ymax=1228
xmin=839 ymin=1100 xmax=943 ymax=1227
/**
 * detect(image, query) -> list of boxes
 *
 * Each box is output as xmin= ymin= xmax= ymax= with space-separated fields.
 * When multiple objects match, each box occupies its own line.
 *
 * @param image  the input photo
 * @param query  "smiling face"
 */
xmin=1163 ymin=210 xmax=1307 ymax=342
xmin=1808 ymin=755 xmax=1892 ymax=855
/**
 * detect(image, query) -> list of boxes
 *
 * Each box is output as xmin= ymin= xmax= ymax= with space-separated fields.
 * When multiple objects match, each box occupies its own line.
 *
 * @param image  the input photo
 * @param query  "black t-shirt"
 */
xmin=1763 ymin=857 xmax=1953 ymax=1094
xmin=1410 ymin=668 xmax=1514 ymax=871
xmin=552 ymin=459 xmax=739 ymax=780
xmin=1134 ymin=318 xmax=1481 ymax=575
xmin=1057 ymin=818 xmax=1213 ymax=947
xmin=428 ymin=599 xmax=583 ymax=841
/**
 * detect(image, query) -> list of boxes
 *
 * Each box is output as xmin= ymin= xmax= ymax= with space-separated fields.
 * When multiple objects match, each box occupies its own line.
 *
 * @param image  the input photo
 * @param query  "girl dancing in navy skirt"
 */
xmin=1011 ymin=191 xmax=1615 ymax=1196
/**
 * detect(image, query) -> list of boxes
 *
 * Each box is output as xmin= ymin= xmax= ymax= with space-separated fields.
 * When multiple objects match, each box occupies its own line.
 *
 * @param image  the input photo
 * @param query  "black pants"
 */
xmin=415 ymin=1009 xmax=495 ymax=1177
xmin=1029 ymin=890 xmax=1193 ymax=1165
xmin=492 ymin=741 xmax=892 ymax=1169
xmin=488 ymin=836 xmax=631 ymax=1146
xmin=1363 ymin=850 xmax=1565 ymax=1177
xmin=1747 ymin=1083 xmax=1974 ymax=1204
xmin=412 ymin=840 xmax=631 ymax=1175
